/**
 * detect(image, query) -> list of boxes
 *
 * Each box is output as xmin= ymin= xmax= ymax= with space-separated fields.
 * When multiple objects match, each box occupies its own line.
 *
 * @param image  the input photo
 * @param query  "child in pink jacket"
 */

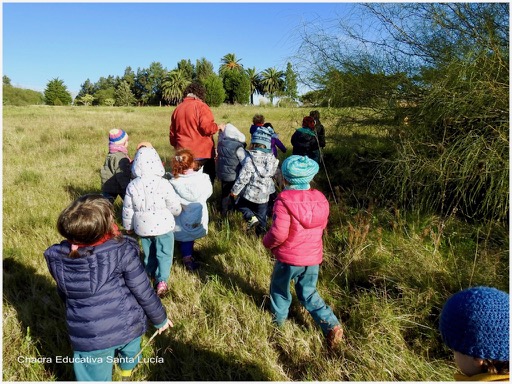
xmin=262 ymin=155 xmax=343 ymax=349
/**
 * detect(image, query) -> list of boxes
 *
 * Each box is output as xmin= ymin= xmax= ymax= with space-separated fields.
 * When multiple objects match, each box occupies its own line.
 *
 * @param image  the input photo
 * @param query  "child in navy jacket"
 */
xmin=44 ymin=194 xmax=172 ymax=381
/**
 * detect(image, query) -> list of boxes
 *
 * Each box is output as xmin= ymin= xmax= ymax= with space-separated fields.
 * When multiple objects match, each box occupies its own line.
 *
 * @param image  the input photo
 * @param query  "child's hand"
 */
xmin=157 ymin=319 xmax=173 ymax=334
xmin=125 ymin=229 xmax=134 ymax=235
xmin=230 ymin=192 xmax=237 ymax=199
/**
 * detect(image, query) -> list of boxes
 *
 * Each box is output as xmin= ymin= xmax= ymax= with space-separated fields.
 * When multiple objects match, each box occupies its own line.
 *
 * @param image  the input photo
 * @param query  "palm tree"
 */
xmin=162 ymin=69 xmax=190 ymax=105
xmin=260 ymin=67 xmax=285 ymax=104
xmin=246 ymin=67 xmax=262 ymax=105
xmin=219 ymin=53 xmax=243 ymax=75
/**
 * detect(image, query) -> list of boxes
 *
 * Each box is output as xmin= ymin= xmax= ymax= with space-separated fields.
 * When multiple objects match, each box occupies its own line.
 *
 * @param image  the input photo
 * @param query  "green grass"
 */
xmin=3 ymin=105 xmax=508 ymax=381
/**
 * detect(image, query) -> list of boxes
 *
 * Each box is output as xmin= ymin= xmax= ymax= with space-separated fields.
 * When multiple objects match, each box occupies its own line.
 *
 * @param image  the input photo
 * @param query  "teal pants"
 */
xmin=73 ymin=336 xmax=142 ymax=381
xmin=141 ymin=231 xmax=174 ymax=284
xmin=269 ymin=261 xmax=340 ymax=336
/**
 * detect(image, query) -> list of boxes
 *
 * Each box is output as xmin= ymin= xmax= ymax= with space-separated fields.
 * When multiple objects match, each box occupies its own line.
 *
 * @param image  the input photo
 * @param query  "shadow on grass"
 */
xmin=140 ymin=331 xmax=272 ymax=380
xmin=3 ymin=257 xmax=74 ymax=380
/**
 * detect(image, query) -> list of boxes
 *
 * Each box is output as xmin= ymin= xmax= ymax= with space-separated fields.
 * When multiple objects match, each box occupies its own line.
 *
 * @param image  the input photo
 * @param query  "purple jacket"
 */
xmin=263 ymin=189 xmax=329 ymax=266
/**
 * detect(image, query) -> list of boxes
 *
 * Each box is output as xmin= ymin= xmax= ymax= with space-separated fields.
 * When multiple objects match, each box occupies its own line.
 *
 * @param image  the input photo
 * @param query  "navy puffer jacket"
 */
xmin=44 ymin=236 xmax=167 ymax=352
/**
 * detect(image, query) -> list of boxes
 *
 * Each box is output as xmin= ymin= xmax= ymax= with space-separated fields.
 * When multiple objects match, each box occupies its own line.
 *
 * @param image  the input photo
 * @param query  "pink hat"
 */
xmin=109 ymin=129 xmax=128 ymax=145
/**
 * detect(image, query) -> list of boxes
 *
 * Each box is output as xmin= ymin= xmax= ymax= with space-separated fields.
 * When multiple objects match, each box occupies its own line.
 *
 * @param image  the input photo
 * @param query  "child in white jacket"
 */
xmin=170 ymin=149 xmax=213 ymax=271
xmin=123 ymin=143 xmax=182 ymax=297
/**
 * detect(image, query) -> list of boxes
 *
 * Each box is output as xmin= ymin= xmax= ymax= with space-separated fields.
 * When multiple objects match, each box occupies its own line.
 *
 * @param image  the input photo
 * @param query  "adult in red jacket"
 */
xmin=170 ymin=81 xmax=224 ymax=184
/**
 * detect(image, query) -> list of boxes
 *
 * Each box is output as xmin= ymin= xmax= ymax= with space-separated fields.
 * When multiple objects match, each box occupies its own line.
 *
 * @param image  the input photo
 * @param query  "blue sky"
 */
xmin=3 ymin=2 xmax=353 ymax=97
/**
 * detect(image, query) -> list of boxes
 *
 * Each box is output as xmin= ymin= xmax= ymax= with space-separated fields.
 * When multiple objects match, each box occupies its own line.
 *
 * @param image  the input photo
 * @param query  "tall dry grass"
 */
xmin=3 ymin=105 xmax=507 ymax=381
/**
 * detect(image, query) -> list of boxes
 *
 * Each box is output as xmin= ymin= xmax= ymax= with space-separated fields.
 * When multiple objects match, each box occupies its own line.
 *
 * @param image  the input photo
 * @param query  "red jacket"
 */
xmin=169 ymin=97 xmax=219 ymax=159
xmin=263 ymin=189 xmax=329 ymax=266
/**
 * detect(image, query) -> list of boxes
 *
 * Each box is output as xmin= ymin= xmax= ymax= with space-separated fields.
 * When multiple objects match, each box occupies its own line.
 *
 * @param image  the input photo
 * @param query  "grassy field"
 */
xmin=3 ymin=105 xmax=508 ymax=381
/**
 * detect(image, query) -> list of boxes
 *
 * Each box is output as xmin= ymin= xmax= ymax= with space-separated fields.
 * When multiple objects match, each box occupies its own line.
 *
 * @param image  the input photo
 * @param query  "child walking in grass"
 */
xmin=170 ymin=149 xmax=213 ymax=271
xmin=122 ymin=143 xmax=182 ymax=297
xmin=291 ymin=116 xmax=321 ymax=164
xmin=44 ymin=194 xmax=172 ymax=381
xmin=262 ymin=155 xmax=343 ymax=349
xmin=439 ymin=286 xmax=509 ymax=381
xmin=100 ymin=128 xmax=132 ymax=203
xmin=216 ymin=123 xmax=247 ymax=217
xmin=231 ymin=126 xmax=279 ymax=236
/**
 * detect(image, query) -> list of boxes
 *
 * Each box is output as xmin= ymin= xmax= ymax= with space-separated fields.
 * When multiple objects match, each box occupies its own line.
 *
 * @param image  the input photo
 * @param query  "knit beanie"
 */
xmin=109 ymin=129 xmax=128 ymax=145
xmin=281 ymin=155 xmax=319 ymax=190
xmin=251 ymin=126 xmax=273 ymax=150
xmin=439 ymin=286 xmax=509 ymax=361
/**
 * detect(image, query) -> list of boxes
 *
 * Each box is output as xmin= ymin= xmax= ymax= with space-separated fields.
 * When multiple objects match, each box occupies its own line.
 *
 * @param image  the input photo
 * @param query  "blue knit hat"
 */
xmin=251 ymin=126 xmax=273 ymax=150
xmin=109 ymin=128 xmax=128 ymax=145
xmin=281 ymin=155 xmax=319 ymax=190
xmin=439 ymin=286 xmax=509 ymax=361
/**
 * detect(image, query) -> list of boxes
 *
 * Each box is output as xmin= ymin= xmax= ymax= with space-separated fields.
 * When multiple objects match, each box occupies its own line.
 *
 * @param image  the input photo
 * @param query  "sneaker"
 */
xmin=156 ymin=281 xmax=168 ymax=297
xmin=326 ymin=325 xmax=344 ymax=349
xmin=182 ymin=255 xmax=199 ymax=271
xmin=246 ymin=216 xmax=259 ymax=230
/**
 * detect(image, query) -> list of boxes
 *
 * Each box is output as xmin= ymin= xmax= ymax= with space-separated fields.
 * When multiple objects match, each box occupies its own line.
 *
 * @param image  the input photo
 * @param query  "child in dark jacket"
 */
xmin=291 ymin=116 xmax=321 ymax=164
xmin=216 ymin=123 xmax=247 ymax=217
xmin=100 ymin=128 xmax=132 ymax=203
xmin=262 ymin=155 xmax=343 ymax=349
xmin=44 ymin=194 xmax=173 ymax=381
xmin=439 ymin=286 xmax=509 ymax=381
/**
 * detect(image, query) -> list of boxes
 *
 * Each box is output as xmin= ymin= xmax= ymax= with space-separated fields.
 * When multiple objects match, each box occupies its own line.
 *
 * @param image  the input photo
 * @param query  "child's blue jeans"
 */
xmin=141 ymin=231 xmax=174 ymax=284
xmin=270 ymin=261 xmax=340 ymax=336
xmin=73 ymin=336 xmax=142 ymax=381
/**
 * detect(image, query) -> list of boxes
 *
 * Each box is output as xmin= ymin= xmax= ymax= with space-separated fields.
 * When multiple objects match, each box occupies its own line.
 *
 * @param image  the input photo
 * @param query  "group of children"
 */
xmin=44 ymin=116 xmax=509 ymax=381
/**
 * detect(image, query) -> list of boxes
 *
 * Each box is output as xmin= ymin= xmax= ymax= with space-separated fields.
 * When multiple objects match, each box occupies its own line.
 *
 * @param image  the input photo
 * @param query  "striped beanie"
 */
xmin=251 ymin=126 xmax=273 ymax=151
xmin=281 ymin=155 xmax=319 ymax=190
xmin=439 ymin=286 xmax=509 ymax=361
xmin=109 ymin=129 xmax=128 ymax=145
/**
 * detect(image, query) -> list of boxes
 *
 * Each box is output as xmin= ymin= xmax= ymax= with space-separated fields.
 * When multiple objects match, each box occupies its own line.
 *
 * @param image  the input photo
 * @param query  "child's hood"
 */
xmin=131 ymin=147 xmax=165 ymax=178
xmin=170 ymin=171 xmax=211 ymax=203
xmin=219 ymin=123 xmax=246 ymax=144
xmin=248 ymin=150 xmax=278 ymax=177
xmin=278 ymin=190 xmax=329 ymax=229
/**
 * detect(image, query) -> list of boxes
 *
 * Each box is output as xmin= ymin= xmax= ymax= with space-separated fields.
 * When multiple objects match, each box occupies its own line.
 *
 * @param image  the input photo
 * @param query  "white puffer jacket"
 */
xmin=123 ymin=147 xmax=182 ymax=236
xmin=170 ymin=168 xmax=213 ymax=242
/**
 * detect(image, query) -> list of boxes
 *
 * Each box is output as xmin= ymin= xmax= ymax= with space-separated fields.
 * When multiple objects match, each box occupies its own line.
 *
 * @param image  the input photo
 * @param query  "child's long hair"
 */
xmin=172 ymin=149 xmax=196 ymax=178
xmin=57 ymin=194 xmax=117 ymax=258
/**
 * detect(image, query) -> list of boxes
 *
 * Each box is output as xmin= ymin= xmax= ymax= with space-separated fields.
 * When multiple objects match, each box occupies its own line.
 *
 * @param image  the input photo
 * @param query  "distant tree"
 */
xmin=203 ymin=73 xmax=225 ymax=107
xmin=260 ymin=67 xmax=285 ymax=104
xmin=44 ymin=78 xmax=72 ymax=105
xmin=177 ymin=59 xmax=195 ymax=81
xmin=162 ymin=69 xmax=190 ymax=105
xmin=3 ymin=82 xmax=44 ymax=106
xmin=196 ymin=58 xmax=215 ymax=82
xmin=3 ymin=75 xmax=11 ymax=86
xmin=77 ymin=94 xmax=94 ymax=106
xmin=219 ymin=53 xmax=243 ymax=75
xmin=246 ymin=67 xmax=262 ymax=105
xmin=284 ymin=62 xmax=298 ymax=100
xmin=95 ymin=88 xmax=116 ymax=106
xmin=104 ymin=98 xmax=115 ymax=107
xmin=74 ymin=79 xmax=95 ymax=104
xmin=222 ymin=69 xmax=250 ymax=104
xmin=115 ymin=81 xmax=136 ymax=106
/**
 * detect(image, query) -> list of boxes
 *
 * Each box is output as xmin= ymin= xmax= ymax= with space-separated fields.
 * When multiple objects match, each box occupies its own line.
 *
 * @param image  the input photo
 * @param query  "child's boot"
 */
xmin=182 ymin=255 xmax=199 ymax=271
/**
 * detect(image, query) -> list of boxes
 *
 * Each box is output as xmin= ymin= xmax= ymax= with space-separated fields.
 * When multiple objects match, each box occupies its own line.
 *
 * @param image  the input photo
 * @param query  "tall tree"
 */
xmin=177 ymin=59 xmax=195 ymax=81
xmin=284 ymin=62 xmax=298 ymax=100
xmin=222 ymin=70 xmax=250 ymax=104
xmin=219 ymin=53 xmax=243 ymax=75
xmin=260 ymin=67 xmax=285 ymax=104
xmin=44 ymin=78 xmax=72 ymax=105
xmin=115 ymin=80 xmax=137 ymax=106
xmin=246 ymin=67 xmax=262 ymax=105
xmin=203 ymin=73 xmax=225 ymax=107
xmin=162 ymin=69 xmax=190 ymax=105
xmin=196 ymin=58 xmax=215 ymax=83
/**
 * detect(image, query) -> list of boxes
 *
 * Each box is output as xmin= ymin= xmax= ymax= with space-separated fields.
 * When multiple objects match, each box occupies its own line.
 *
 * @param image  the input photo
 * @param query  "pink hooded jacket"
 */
xmin=263 ymin=189 xmax=329 ymax=266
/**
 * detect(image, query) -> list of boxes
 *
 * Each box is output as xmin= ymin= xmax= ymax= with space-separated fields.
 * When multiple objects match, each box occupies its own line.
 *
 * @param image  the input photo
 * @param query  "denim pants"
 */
xmin=73 ymin=336 xmax=142 ymax=381
xmin=270 ymin=261 xmax=340 ymax=336
xmin=141 ymin=231 xmax=174 ymax=284
xmin=236 ymin=197 xmax=268 ymax=230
